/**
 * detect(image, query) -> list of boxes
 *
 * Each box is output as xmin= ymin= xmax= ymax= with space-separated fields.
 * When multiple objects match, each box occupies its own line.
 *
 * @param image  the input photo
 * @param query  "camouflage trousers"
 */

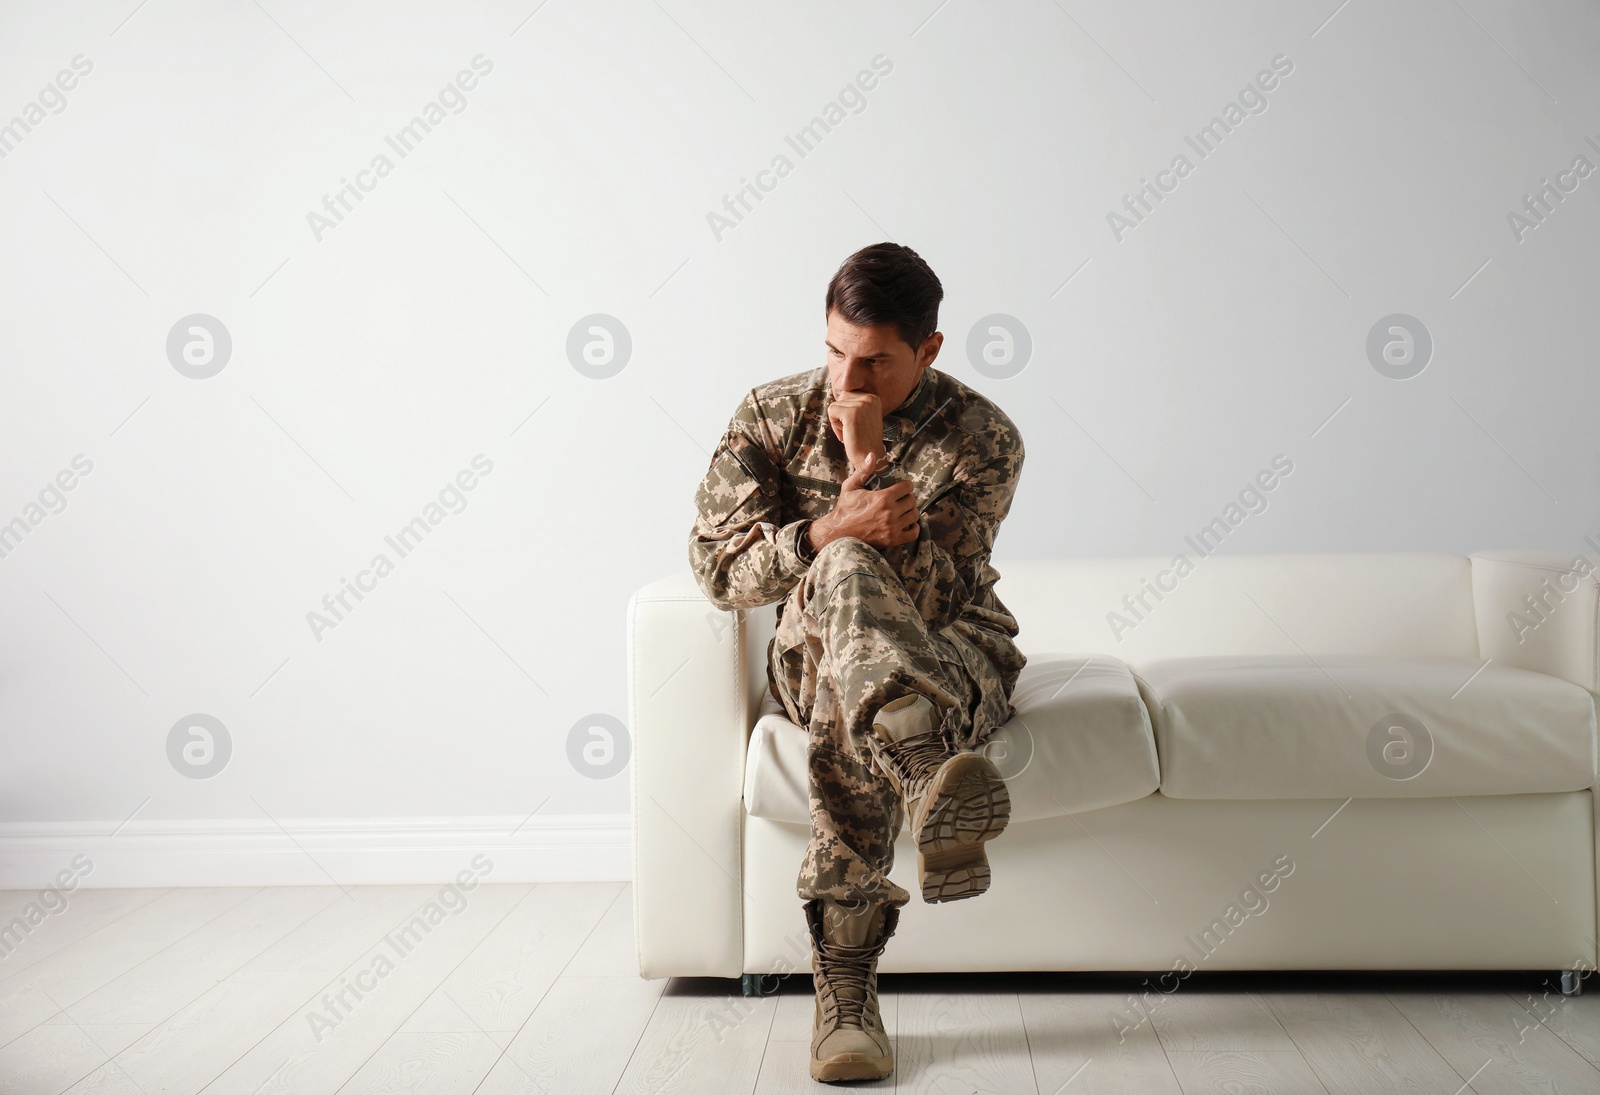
xmin=768 ymin=537 xmax=1018 ymax=912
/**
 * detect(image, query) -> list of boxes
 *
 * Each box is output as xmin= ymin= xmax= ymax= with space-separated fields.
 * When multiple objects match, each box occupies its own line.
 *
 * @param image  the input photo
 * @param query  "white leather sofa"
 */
xmin=628 ymin=551 xmax=1599 ymax=994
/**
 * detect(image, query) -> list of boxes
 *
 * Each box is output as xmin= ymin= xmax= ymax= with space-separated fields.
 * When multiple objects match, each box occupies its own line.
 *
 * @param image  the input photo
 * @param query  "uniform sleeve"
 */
xmin=890 ymin=412 xmax=1025 ymax=633
xmin=688 ymin=391 xmax=813 ymax=611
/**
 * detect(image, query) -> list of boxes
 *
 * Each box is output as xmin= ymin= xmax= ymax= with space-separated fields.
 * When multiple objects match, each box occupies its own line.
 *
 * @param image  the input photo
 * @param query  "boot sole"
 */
xmin=810 ymin=1052 xmax=893 ymax=1082
xmin=915 ymin=752 xmax=1011 ymax=904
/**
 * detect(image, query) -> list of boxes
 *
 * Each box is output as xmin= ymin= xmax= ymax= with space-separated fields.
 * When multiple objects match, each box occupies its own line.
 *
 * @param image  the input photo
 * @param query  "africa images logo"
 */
xmin=306 ymin=55 xmax=495 ymax=242
xmin=1107 ymin=53 xmax=1295 ymax=241
xmin=706 ymin=54 xmax=894 ymax=241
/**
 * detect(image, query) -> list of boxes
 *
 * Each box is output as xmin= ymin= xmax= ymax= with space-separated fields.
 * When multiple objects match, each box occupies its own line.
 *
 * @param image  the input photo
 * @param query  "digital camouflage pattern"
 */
xmin=688 ymin=365 xmax=1027 ymax=909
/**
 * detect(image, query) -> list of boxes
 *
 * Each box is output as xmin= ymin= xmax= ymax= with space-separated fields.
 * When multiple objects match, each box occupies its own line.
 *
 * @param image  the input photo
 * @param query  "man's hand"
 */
xmin=827 ymin=390 xmax=887 ymax=471
xmin=807 ymin=452 xmax=920 ymax=552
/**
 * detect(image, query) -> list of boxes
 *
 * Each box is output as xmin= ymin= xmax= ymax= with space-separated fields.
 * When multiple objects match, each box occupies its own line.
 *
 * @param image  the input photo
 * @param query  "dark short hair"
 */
xmin=824 ymin=242 xmax=943 ymax=354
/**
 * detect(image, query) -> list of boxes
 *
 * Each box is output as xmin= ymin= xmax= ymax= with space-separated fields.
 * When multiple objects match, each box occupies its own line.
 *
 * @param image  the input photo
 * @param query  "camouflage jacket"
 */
xmin=688 ymin=365 xmax=1026 ymax=664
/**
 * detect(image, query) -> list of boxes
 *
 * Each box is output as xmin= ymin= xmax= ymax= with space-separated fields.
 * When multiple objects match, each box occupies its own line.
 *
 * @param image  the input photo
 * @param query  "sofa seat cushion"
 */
xmin=742 ymin=653 xmax=1159 ymax=827
xmin=1137 ymin=655 xmax=1597 ymax=799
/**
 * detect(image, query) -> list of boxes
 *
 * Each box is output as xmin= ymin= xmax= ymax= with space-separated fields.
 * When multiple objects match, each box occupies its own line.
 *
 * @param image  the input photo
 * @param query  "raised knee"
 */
xmin=801 ymin=537 xmax=903 ymax=612
xmin=810 ymin=536 xmax=887 ymax=576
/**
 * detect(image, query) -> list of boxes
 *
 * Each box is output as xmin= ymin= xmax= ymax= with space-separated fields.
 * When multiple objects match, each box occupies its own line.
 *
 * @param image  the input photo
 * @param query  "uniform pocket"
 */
xmin=787 ymin=474 xmax=840 ymax=519
xmin=726 ymin=432 xmax=780 ymax=498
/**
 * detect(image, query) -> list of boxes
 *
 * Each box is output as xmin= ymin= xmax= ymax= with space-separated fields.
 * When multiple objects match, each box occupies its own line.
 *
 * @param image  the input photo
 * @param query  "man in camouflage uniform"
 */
xmin=688 ymin=242 xmax=1025 ymax=1083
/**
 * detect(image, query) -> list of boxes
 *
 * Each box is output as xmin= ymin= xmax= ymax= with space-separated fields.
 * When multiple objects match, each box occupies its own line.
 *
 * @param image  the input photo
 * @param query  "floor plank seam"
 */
xmin=328 ymin=883 xmax=535 ymax=1095
xmin=467 ymin=880 xmax=628 ymax=1095
xmin=70 ymin=888 xmax=343 ymax=1094
xmin=0 ymin=887 xmax=174 ymax=994
xmin=0 ymin=886 xmax=267 ymax=1058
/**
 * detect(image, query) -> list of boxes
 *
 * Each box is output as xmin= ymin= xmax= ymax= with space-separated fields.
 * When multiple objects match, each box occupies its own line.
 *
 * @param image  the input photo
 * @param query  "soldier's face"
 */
xmin=823 ymin=310 xmax=943 ymax=412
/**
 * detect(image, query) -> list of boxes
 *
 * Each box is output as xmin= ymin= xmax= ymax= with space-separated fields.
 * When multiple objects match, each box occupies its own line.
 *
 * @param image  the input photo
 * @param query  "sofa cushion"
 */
xmin=742 ymin=653 xmax=1159 ymax=826
xmin=1137 ymin=655 xmax=1598 ymax=799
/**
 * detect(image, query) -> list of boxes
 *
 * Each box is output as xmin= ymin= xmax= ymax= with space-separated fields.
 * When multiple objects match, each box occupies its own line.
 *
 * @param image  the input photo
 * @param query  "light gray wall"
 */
xmin=1 ymin=1 xmax=1596 ymax=843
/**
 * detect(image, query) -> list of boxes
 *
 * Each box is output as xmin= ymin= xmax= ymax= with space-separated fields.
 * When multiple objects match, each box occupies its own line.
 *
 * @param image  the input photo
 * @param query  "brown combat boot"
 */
xmin=806 ymin=897 xmax=898 ymax=1083
xmin=866 ymin=693 xmax=1011 ymax=903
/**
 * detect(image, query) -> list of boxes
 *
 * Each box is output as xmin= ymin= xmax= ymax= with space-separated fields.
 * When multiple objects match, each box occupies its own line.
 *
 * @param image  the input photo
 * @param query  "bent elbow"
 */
xmin=705 ymin=586 xmax=766 ymax=614
xmin=689 ymin=566 xmax=748 ymax=614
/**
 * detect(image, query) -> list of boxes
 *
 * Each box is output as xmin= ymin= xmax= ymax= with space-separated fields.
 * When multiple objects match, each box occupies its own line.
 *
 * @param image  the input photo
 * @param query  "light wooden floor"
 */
xmin=0 ymin=883 xmax=1596 ymax=1094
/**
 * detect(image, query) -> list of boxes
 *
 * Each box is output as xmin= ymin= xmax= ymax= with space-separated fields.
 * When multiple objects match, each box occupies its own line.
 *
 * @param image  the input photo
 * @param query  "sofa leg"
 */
xmin=1560 ymin=970 xmax=1584 ymax=997
xmin=741 ymin=973 xmax=763 ymax=997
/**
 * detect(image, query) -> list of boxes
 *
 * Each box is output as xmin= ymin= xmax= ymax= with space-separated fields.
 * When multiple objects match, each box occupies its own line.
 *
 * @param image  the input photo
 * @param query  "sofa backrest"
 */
xmin=991 ymin=552 xmax=1479 ymax=671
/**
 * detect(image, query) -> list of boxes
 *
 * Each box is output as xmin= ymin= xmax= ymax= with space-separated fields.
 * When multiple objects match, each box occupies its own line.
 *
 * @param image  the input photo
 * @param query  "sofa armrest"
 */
xmin=627 ymin=571 xmax=774 ymax=979
xmin=1470 ymin=551 xmax=1600 ymax=693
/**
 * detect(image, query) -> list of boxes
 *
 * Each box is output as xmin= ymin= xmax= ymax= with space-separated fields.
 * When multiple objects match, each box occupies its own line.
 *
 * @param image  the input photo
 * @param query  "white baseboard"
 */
xmin=0 ymin=815 xmax=633 ymax=888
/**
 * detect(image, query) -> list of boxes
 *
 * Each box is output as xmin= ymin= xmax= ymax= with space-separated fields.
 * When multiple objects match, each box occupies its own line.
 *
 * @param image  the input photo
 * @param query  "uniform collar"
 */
xmin=883 ymin=368 xmax=936 ymax=443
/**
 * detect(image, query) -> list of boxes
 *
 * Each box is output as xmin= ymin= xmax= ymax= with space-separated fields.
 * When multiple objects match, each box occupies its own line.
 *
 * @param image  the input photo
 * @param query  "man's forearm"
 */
xmin=804 ymin=513 xmax=835 ymax=555
xmin=689 ymin=518 xmax=814 ymax=610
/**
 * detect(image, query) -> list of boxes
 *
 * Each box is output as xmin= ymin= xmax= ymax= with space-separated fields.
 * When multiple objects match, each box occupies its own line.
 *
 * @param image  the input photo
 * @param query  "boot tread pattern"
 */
xmin=915 ymin=753 xmax=1011 ymax=904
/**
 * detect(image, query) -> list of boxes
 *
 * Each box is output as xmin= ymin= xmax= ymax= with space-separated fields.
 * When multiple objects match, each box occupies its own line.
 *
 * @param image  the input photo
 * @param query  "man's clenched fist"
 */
xmin=827 ymin=389 xmax=887 ymax=472
xmin=807 ymin=452 xmax=920 ymax=552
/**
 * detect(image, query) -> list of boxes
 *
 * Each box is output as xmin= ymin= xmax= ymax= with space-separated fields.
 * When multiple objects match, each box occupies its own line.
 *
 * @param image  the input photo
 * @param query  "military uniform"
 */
xmin=689 ymin=364 xmax=1026 ymax=911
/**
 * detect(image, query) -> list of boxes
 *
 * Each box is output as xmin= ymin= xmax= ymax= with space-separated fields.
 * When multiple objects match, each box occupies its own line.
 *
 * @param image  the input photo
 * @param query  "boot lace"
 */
xmin=810 ymin=905 xmax=898 ymax=1030
xmin=815 ymin=939 xmax=879 ymax=1027
xmin=879 ymin=732 xmax=955 ymax=802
